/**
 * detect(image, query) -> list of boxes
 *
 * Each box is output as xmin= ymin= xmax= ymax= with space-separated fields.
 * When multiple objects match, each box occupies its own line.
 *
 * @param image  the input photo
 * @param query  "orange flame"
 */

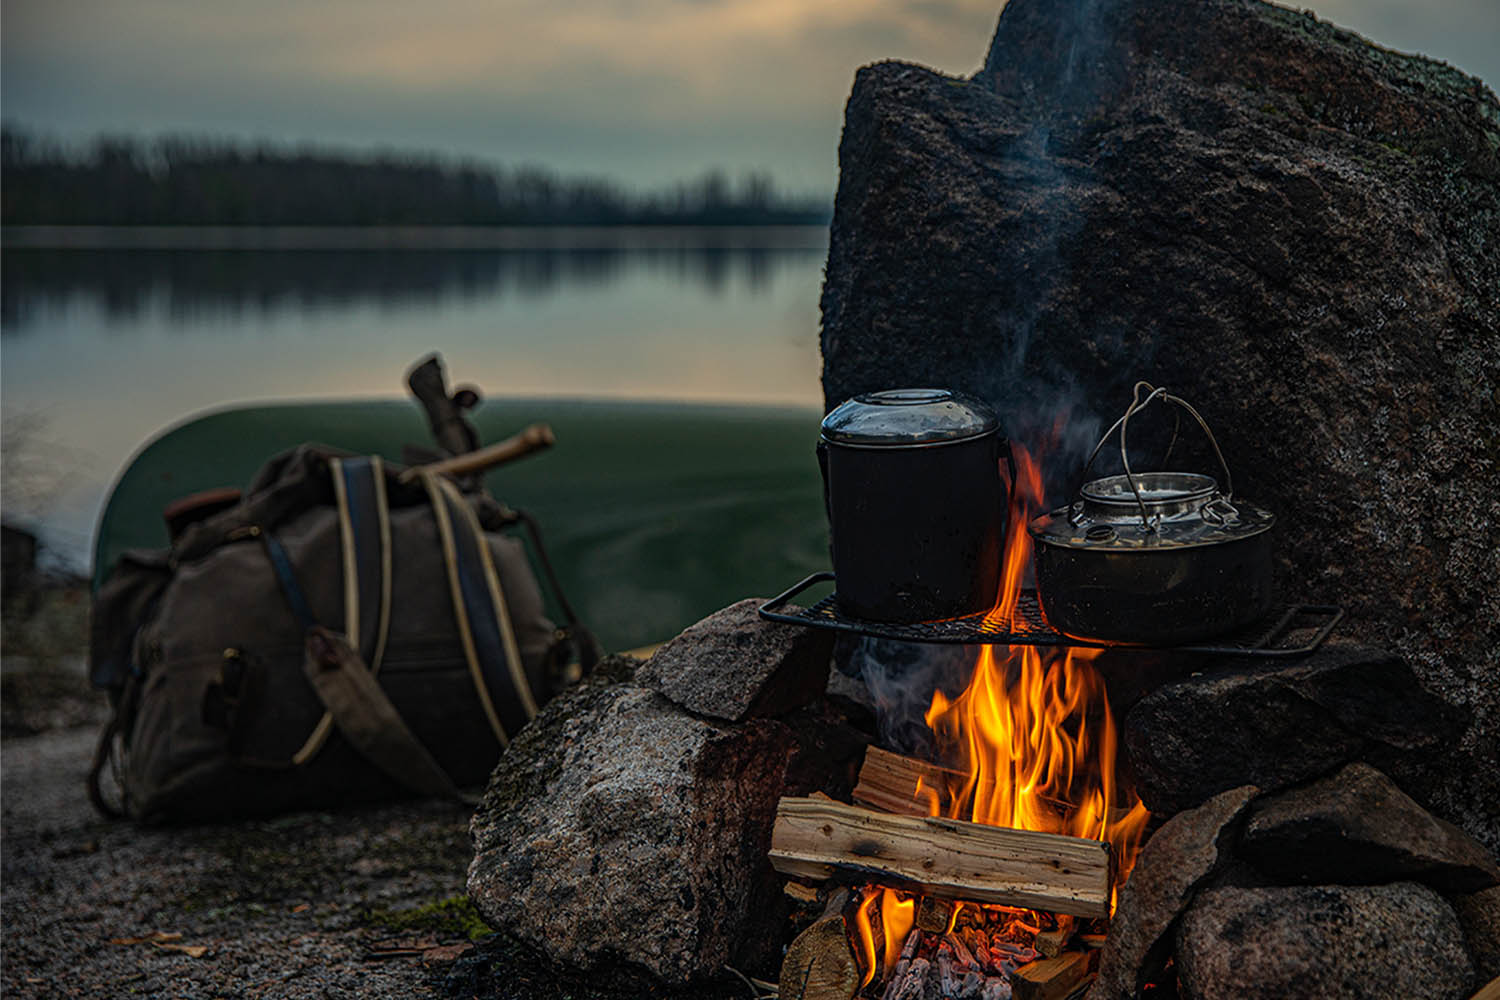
xmin=880 ymin=891 xmax=915 ymax=978
xmin=925 ymin=643 xmax=1150 ymax=907
xmin=983 ymin=436 xmax=1047 ymax=630
xmin=933 ymin=434 xmax=1150 ymax=907
xmin=853 ymin=891 xmax=879 ymax=988
xmin=853 ymin=887 xmax=915 ymax=986
xmin=856 ymin=434 xmax=1152 ymax=988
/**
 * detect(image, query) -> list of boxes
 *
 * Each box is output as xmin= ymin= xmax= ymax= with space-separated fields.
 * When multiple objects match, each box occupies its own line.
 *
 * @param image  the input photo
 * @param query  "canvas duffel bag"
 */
xmin=89 ymin=442 xmax=595 ymax=822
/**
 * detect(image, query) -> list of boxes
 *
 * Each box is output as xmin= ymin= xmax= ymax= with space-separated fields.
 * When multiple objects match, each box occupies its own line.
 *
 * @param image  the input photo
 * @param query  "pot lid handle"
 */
xmin=1079 ymin=381 xmax=1236 ymax=532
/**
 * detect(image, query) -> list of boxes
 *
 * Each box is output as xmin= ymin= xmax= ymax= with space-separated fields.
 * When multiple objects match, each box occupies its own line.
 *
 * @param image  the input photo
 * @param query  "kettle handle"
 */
xmin=1078 ymin=381 xmax=1235 ymax=532
xmin=1000 ymin=436 xmax=1019 ymax=525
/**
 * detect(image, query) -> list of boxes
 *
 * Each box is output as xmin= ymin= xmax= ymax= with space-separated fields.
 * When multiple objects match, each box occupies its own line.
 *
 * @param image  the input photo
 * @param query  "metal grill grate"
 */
xmin=759 ymin=572 xmax=1343 ymax=657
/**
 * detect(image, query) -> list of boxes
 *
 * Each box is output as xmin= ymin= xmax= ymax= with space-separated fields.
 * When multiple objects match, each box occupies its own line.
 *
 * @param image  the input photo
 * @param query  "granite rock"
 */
xmin=635 ymin=598 xmax=834 ymax=722
xmin=1176 ymin=883 xmax=1474 ymax=1000
xmin=1243 ymin=762 xmax=1500 ymax=894
xmin=1122 ymin=643 xmax=1458 ymax=817
xmin=1088 ymin=785 xmax=1257 ymax=1000
xmin=467 ymin=672 xmax=792 ymax=983
xmin=1453 ymin=885 xmax=1500 ymax=984
xmin=819 ymin=0 xmax=1500 ymax=852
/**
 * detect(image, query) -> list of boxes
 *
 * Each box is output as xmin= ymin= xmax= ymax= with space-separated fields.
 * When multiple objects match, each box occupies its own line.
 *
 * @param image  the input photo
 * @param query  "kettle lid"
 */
xmin=820 ymin=388 xmax=999 ymax=447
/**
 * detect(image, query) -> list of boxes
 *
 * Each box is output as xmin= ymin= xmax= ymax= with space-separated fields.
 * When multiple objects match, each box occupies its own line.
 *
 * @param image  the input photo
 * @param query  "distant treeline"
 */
xmin=0 ymin=128 xmax=831 ymax=227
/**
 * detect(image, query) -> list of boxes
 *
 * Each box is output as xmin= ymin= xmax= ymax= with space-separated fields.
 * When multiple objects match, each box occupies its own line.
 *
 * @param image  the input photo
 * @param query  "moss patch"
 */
xmin=365 ymin=895 xmax=493 ymax=941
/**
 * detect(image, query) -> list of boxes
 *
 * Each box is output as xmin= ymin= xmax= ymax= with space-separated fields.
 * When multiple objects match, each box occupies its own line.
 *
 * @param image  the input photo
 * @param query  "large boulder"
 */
xmin=467 ymin=666 xmax=793 ymax=983
xmin=1176 ymin=883 xmax=1475 ymax=1000
xmin=820 ymin=0 xmax=1500 ymax=851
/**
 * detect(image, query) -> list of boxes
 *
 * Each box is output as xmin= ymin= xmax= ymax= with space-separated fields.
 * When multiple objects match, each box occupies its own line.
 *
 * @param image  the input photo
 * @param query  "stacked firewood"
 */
xmin=771 ymin=749 xmax=1113 ymax=1000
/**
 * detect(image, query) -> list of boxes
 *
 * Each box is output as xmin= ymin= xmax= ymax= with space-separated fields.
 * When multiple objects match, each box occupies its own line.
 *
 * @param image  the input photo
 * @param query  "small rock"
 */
xmin=1123 ymin=643 xmax=1456 ymax=817
xmin=1176 ymin=883 xmax=1474 ymax=1000
xmin=635 ymin=598 xmax=834 ymax=722
xmin=1242 ymin=761 xmax=1500 ymax=894
xmin=467 ymin=676 xmax=792 ymax=983
xmin=1087 ymin=785 xmax=1257 ymax=1000
xmin=1453 ymin=885 xmax=1500 ymax=984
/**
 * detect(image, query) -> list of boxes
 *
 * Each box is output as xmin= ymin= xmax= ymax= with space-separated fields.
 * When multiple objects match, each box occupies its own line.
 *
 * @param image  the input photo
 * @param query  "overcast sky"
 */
xmin=4 ymin=0 xmax=1496 ymax=192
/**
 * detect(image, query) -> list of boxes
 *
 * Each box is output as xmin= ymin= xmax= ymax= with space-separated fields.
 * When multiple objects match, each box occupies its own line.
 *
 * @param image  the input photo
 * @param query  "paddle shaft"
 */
xmin=402 ymin=423 xmax=555 ymax=482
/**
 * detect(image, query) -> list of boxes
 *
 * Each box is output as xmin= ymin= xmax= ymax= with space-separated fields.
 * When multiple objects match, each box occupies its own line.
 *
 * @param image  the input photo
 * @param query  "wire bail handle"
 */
xmin=1075 ymin=381 xmax=1237 ymax=533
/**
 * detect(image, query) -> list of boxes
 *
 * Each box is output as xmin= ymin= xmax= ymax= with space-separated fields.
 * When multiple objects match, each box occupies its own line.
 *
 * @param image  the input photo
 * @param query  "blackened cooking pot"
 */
xmin=819 ymin=389 xmax=1012 ymax=622
xmin=1028 ymin=382 xmax=1274 ymax=644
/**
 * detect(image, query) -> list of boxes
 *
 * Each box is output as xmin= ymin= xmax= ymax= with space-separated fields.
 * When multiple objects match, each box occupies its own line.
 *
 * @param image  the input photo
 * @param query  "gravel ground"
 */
xmin=2 ymin=721 xmax=481 ymax=999
xmin=2 ymin=683 xmax=761 ymax=1000
xmin=1 ymin=590 xmax=759 ymax=1000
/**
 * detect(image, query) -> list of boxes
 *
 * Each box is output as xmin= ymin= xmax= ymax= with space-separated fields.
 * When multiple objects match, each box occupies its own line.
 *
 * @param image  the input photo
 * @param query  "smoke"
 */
xmin=845 ymin=637 xmax=978 ymax=762
xmin=833 ymin=0 xmax=1197 ymax=752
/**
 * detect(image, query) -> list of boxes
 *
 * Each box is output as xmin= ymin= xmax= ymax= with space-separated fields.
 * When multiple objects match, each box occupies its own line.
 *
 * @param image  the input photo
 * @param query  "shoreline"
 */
xmin=1 ymin=223 xmax=831 ymax=251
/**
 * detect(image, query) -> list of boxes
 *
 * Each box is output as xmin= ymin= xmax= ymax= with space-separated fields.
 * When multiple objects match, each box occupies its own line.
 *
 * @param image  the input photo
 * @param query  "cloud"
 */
xmin=2 ymin=0 xmax=1492 ymax=189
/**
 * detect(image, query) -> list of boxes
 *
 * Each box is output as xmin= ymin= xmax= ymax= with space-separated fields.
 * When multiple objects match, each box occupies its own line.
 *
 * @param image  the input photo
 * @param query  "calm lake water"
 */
xmin=1 ymin=228 xmax=830 ymax=597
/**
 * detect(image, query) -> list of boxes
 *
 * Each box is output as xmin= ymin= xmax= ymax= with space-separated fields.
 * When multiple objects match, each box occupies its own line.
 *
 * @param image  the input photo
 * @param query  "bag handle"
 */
xmin=418 ymin=471 xmax=539 ymax=745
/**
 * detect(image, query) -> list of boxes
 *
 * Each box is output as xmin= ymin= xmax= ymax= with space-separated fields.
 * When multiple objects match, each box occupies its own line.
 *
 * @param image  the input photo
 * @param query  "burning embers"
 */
xmin=851 ymin=893 xmax=1093 ymax=1000
xmin=771 ymin=437 xmax=1150 ymax=1000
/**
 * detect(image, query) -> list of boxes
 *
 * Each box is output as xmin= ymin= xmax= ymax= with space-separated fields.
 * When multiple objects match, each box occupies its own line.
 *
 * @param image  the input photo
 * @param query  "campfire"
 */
xmin=770 ymin=438 xmax=1152 ymax=1000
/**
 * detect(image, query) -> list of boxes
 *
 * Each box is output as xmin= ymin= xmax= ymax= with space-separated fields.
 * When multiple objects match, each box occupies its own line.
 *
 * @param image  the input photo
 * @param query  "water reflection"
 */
xmin=0 ymin=229 xmax=829 ymax=572
xmin=2 ymin=234 xmax=825 ymax=331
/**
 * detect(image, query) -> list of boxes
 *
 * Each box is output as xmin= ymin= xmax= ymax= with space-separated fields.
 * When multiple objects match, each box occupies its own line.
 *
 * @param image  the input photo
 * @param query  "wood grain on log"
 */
xmin=769 ymin=797 xmax=1116 ymax=918
xmin=1034 ymin=917 xmax=1074 ymax=958
xmin=854 ymin=746 xmax=967 ymax=817
xmin=779 ymin=887 xmax=858 ymax=1000
xmin=1011 ymin=951 xmax=1094 ymax=1000
xmin=784 ymin=882 xmax=820 ymax=904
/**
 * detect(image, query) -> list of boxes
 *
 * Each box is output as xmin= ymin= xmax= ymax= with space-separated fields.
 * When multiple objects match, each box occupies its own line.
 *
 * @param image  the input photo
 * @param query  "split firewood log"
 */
xmin=770 ymin=797 xmax=1115 ymax=918
xmin=1033 ymin=916 xmax=1075 ymax=958
xmin=1011 ymin=950 xmax=1094 ymax=1000
xmin=779 ymin=887 xmax=858 ymax=1000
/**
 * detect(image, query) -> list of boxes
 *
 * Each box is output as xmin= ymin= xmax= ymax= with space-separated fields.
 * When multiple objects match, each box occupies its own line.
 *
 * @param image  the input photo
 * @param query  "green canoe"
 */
xmin=94 ymin=398 xmax=830 ymax=653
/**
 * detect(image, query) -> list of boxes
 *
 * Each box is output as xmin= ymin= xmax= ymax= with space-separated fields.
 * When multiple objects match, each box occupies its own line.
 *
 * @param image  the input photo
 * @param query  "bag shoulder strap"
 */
xmin=418 ymin=470 xmax=538 ymax=748
xmin=289 ymin=455 xmax=393 ymax=766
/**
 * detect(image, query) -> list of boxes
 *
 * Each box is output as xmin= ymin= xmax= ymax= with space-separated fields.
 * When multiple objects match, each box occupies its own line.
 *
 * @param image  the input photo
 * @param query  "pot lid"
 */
xmin=821 ymin=389 xmax=999 ymax=447
xmin=1028 ymin=471 xmax=1275 ymax=550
